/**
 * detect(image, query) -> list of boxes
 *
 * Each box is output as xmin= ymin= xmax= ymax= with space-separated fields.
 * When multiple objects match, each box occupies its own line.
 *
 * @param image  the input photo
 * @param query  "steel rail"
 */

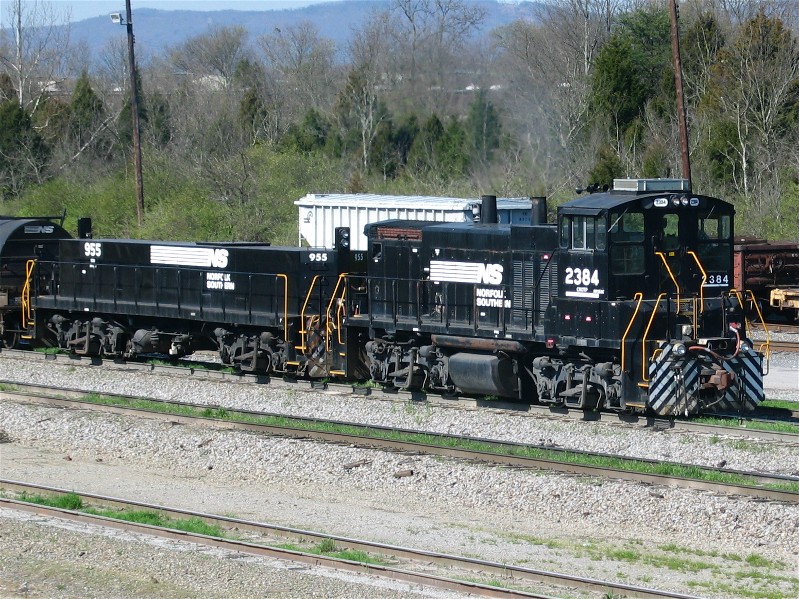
xmin=0 ymin=480 xmax=705 ymax=599
xmin=2 ymin=348 xmax=798 ymax=437
xmin=4 ymin=387 xmax=799 ymax=504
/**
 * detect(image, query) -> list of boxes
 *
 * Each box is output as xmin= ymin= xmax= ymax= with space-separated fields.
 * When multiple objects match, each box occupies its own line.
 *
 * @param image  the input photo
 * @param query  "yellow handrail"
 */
xmin=641 ymin=293 xmax=666 ymax=382
xmin=620 ymin=292 xmax=644 ymax=374
xmin=296 ymin=275 xmax=321 ymax=352
xmin=22 ymin=259 xmax=36 ymax=327
xmin=685 ymin=250 xmax=707 ymax=313
xmin=323 ymin=273 xmax=349 ymax=352
xmin=730 ymin=288 xmax=770 ymax=357
xmin=655 ymin=252 xmax=680 ymax=305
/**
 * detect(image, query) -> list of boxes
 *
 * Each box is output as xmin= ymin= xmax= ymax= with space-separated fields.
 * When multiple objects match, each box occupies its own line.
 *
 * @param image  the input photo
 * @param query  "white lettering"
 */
xmin=206 ymin=272 xmax=235 ymax=291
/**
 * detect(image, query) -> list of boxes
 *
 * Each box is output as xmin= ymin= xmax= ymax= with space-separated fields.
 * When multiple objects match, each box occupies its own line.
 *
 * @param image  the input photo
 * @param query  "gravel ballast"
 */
xmin=1 ymin=352 xmax=798 ymax=598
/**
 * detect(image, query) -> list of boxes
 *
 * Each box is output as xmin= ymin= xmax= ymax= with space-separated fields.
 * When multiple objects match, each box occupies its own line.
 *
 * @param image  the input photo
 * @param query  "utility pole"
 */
xmin=124 ymin=0 xmax=145 ymax=226
xmin=15 ymin=0 xmax=23 ymax=106
xmin=669 ymin=0 xmax=692 ymax=191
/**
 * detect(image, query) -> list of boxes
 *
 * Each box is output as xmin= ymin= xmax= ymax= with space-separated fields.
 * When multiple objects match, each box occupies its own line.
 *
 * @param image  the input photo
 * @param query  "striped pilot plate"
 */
xmin=647 ymin=342 xmax=700 ymax=416
xmin=716 ymin=349 xmax=764 ymax=412
xmin=647 ymin=343 xmax=764 ymax=415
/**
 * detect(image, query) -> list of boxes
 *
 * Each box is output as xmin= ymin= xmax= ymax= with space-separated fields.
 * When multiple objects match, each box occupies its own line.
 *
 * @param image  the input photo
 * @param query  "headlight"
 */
xmin=739 ymin=340 xmax=751 ymax=352
xmin=673 ymin=343 xmax=687 ymax=357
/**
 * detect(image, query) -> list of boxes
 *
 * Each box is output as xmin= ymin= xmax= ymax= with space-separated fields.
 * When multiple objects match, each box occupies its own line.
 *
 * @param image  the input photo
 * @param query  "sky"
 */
xmin=9 ymin=1 xmax=341 ymax=23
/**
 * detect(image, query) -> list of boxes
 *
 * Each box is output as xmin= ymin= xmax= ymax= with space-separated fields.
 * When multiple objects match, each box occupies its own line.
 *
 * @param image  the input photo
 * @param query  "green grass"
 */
xmin=70 ymin=392 xmax=799 ymax=494
xmin=695 ymin=415 xmax=799 ymax=435
xmin=276 ymin=538 xmax=384 ymax=564
xmin=17 ymin=492 xmax=225 ymax=537
xmin=33 ymin=346 xmax=64 ymax=355
xmin=760 ymin=399 xmax=799 ymax=411
xmin=17 ymin=490 xmax=389 ymax=567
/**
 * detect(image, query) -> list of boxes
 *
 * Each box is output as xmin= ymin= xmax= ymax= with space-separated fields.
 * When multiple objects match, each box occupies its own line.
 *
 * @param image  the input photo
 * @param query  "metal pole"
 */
xmin=670 ymin=0 xmax=692 ymax=191
xmin=125 ymin=0 xmax=144 ymax=226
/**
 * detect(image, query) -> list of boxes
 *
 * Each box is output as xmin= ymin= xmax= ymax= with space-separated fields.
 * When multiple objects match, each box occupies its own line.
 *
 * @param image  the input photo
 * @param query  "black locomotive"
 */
xmin=2 ymin=179 xmax=765 ymax=416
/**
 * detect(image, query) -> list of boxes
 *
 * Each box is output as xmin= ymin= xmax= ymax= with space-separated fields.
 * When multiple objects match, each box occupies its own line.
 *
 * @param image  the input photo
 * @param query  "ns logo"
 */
xmin=24 ymin=225 xmax=54 ymax=234
xmin=478 ymin=263 xmax=503 ymax=285
xmin=210 ymin=248 xmax=229 ymax=268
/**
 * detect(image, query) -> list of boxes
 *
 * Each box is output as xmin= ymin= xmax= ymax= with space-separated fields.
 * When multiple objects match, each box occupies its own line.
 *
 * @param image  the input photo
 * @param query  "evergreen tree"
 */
xmin=0 ymin=100 xmax=49 ymax=199
xmin=69 ymin=71 xmax=105 ymax=150
xmin=466 ymin=89 xmax=501 ymax=164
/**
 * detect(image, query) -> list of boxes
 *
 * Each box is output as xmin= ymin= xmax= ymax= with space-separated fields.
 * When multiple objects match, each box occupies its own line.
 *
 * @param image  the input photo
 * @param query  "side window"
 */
xmin=611 ymin=245 xmax=645 ymax=274
xmin=610 ymin=210 xmax=644 ymax=275
xmin=595 ymin=215 xmax=606 ymax=250
xmin=610 ymin=211 xmax=644 ymax=242
xmin=560 ymin=216 xmax=570 ymax=248
xmin=565 ymin=216 xmax=604 ymax=251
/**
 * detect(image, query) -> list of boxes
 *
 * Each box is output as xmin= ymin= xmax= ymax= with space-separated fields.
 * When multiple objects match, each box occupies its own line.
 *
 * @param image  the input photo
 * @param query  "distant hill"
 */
xmin=62 ymin=0 xmax=540 ymax=64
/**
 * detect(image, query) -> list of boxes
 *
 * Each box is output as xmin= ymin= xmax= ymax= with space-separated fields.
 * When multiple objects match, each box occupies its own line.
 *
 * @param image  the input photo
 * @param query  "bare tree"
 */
xmin=382 ymin=0 xmax=485 ymax=111
xmin=710 ymin=8 xmax=799 ymax=228
xmin=0 ymin=0 xmax=71 ymax=115
xmin=259 ymin=21 xmax=337 ymax=115
xmin=493 ymin=2 xmax=613 ymax=190
xmin=170 ymin=25 xmax=250 ymax=90
xmin=339 ymin=19 xmax=392 ymax=171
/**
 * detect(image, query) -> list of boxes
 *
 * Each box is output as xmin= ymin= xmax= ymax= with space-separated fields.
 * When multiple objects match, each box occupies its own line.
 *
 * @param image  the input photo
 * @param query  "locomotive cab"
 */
xmin=554 ymin=179 xmax=761 ymax=415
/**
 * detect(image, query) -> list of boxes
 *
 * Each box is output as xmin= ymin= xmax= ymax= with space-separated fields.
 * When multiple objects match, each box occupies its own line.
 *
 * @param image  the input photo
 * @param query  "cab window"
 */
xmin=609 ymin=210 xmax=644 ymax=274
xmin=660 ymin=213 xmax=680 ymax=250
xmin=609 ymin=211 xmax=644 ymax=242
xmin=698 ymin=214 xmax=731 ymax=240
xmin=697 ymin=213 xmax=731 ymax=271
xmin=560 ymin=215 xmax=606 ymax=251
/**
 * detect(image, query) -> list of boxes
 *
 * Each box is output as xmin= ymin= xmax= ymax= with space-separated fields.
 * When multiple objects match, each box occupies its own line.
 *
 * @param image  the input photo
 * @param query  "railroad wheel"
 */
xmin=1 ymin=330 xmax=18 ymax=349
xmin=0 ymin=318 xmax=19 ymax=348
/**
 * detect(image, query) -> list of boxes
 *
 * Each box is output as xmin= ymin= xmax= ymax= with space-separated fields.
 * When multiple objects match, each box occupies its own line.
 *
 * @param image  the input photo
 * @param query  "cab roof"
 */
xmin=559 ymin=179 xmax=733 ymax=215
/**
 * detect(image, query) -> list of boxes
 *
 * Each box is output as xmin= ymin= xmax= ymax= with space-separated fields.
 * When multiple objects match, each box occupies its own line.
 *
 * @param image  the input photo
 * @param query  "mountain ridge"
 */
xmin=56 ymin=1 xmax=539 ymax=64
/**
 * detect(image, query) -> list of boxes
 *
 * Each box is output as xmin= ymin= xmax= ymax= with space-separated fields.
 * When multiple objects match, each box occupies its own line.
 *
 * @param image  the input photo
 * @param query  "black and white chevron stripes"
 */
xmin=646 ymin=342 xmax=764 ymax=416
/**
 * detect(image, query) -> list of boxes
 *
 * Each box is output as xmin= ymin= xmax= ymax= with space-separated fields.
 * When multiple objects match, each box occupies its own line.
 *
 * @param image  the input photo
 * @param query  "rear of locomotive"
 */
xmin=28 ymin=235 xmax=354 ymax=378
xmin=553 ymin=179 xmax=764 ymax=416
xmin=0 ymin=216 xmax=73 ymax=348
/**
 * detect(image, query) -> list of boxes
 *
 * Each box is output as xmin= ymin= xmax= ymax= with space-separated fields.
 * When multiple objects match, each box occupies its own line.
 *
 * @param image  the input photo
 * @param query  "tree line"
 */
xmin=2 ymin=0 xmax=799 ymax=242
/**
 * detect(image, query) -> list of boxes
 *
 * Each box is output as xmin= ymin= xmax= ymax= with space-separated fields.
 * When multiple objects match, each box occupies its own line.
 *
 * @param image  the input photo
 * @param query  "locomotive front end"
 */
xmin=646 ymin=324 xmax=763 ymax=416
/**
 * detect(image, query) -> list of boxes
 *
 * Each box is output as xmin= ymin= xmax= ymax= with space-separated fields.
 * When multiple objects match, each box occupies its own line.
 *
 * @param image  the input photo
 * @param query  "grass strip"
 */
xmin=73 ymin=393 xmax=799 ymax=494
xmin=16 ymin=492 xmax=226 ymax=537
xmin=695 ymin=415 xmax=799 ymax=435
xmin=277 ymin=538 xmax=385 ymax=564
xmin=15 ymin=491 xmax=385 ymax=567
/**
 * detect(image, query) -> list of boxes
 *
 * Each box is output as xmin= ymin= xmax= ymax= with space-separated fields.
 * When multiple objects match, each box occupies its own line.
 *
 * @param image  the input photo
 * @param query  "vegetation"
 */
xmin=277 ymin=538 xmax=384 ymax=564
xmin=16 ymin=490 xmax=385 ymax=565
xmin=17 ymin=491 xmax=226 ymax=536
xmin=3 ymin=1 xmax=799 ymax=241
xmin=74 ymin=392 xmax=799 ymax=493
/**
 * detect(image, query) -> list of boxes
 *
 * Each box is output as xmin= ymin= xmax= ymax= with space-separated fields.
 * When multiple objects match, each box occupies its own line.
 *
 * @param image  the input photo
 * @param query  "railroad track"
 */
xmin=763 ymin=339 xmax=799 ymax=353
xmin=751 ymin=322 xmax=799 ymax=335
xmin=2 ymin=348 xmax=797 ymax=437
xmin=0 ymin=479 xmax=706 ymax=599
xmin=4 ymin=384 xmax=799 ymax=504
